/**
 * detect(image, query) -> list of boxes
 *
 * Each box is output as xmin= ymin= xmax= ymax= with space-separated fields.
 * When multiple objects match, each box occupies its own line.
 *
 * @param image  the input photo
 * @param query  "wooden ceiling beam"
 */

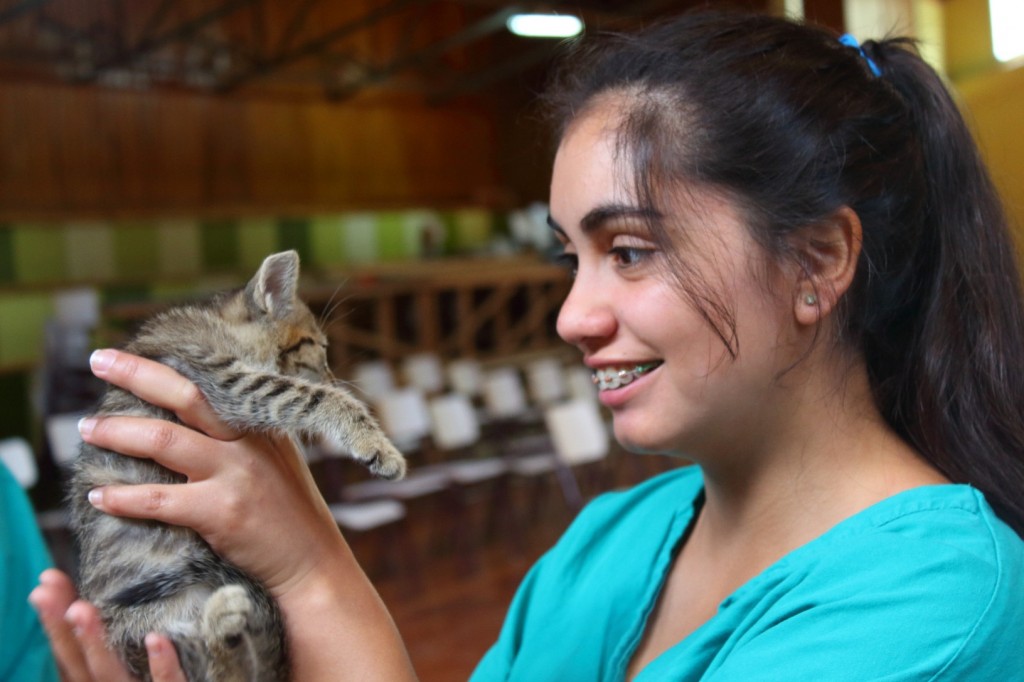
xmin=0 ymin=0 xmax=53 ymax=27
xmin=91 ymin=0 xmax=262 ymax=74
xmin=328 ymin=6 xmax=518 ymax=100
xmin=216 ymin=0 xmax=425 ymax=93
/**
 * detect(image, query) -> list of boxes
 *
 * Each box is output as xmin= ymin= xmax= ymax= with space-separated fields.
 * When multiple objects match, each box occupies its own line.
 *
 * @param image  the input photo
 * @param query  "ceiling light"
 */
xmin=506 ymin=13 xmax=583 ymax=39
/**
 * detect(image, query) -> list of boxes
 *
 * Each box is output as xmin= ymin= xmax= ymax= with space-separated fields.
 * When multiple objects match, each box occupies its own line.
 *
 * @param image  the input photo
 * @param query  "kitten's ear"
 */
xmin=246 ymin=251 xmax=300 ymax=320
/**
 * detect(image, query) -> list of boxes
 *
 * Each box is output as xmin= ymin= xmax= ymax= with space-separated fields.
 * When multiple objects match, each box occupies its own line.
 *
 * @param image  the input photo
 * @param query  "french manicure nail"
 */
xmin=89 ymin=349 xmax=114 ymax=373
xmin=78 ymin=417 xmax=96 ymax=437
xmin=87 ymin=488 xmax=104 ymax=507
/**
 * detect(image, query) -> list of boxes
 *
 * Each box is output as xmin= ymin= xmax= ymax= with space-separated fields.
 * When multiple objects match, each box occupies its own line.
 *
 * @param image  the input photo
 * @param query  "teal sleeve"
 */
xmin=0 ymin=464 xmax=60 ymax=682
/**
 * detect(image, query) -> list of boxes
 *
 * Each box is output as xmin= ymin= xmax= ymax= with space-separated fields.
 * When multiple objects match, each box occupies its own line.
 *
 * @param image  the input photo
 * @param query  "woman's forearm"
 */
xmin=277 ymin=541 xmax=418 ymax=681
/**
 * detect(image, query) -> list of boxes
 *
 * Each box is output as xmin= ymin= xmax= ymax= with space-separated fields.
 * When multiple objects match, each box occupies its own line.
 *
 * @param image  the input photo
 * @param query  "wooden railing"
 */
xmin=101 ymin=256 xmax=573 ymax=377
xmin=305 ymin=257 xmax=572 ymax=374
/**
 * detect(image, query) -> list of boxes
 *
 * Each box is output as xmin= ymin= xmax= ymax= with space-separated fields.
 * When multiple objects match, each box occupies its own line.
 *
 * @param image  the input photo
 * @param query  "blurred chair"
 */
xmin=427 ymin=392 xmax=514 ymax=572
xmin=342 ymin=387 xmax=450 ymax=522
xmin=544 ymin=398 xmax=613 ymax=509
xmin=565 ymin=364 xmax=599 ymax=403
xmin=1 ymin=437 xmax=38 ymax=489
xmin=350 ymin=360 xmax=397 ymax=403
xmin=525 ymin=356 xmax=568 ymax=407
xmin=445 ymin=358 xmax=484 ymax=399
xmin=45 ymin=414 xmax=84 ymax=467
xmin=375 ymin=386 xmax=433 ymax=453
xmin=328 ymin=498 xmax=417 ymax=586
xmin=401 ymin=352 xmax=445 ymax=395
xmin=481 ymin=366 xmax=531 ymax=421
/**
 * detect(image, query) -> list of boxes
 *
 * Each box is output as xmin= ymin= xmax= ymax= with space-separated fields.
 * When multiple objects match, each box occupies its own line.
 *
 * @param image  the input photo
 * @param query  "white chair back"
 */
xmin=482 ymin=366 xmax=529 ymax=419
xmin=525 ymin=357 xmax=568 ymax=406
xmin=402 ymin=352 xmax=445 ymax=394
xmin=0 ymin=437 xmax=38 ymax=489
xmin=46 ymin=414 xmax=84 ymax=466
xmin=375 ymin=387 xmax=432 ymax=450
xmin=446 ymin=358 xmax=484 ymax=397
xmin=565 ymin=365 xmax=598 ymax=403
xmin=428 ymin=393 xmax=481 ymax=450
xmin=545 ymin=399 xmax=609 ymax=465
xmin=53 ymin=288 xmax=101 ymax=327
xmin=351 ymin=360 xmax=396 ymax=402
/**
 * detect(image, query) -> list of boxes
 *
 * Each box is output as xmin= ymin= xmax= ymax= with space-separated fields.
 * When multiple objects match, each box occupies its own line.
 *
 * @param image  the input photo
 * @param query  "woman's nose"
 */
xmin=556 ymin=277 xmax=617 ymax=348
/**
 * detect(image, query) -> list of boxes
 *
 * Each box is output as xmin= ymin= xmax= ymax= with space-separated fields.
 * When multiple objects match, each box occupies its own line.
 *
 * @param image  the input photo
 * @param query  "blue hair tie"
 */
xmin=838 ymin=33 xmax=882 ymax=77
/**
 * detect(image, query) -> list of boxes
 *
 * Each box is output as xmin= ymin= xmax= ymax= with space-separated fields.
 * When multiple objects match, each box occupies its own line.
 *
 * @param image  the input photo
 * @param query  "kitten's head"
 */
xmin=222 ymin=251 xmax=332 ymax=382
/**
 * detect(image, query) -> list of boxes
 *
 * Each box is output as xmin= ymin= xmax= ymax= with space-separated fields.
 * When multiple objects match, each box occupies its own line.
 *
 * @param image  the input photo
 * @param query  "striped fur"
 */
xmin=68 ymin=251 xmax=405 ymax=681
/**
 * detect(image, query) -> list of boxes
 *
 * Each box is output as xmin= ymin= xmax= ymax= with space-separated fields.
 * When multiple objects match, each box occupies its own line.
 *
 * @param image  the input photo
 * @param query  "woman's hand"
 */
xmin=62 ymin=349 xmax=417 ymax=680
xmin=29 ymin=569 xmax=186 ymax=682
xmin=78 ymin=348 xmax=347 ymax=597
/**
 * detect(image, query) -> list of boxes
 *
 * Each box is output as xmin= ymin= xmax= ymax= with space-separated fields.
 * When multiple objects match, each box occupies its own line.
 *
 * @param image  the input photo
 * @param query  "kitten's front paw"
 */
xmin=370 ymin=443 xmax=407 ymax=480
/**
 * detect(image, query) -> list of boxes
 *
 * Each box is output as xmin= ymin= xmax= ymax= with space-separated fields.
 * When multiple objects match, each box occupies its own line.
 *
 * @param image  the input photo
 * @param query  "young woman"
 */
xmin=31 ymin=11 xmax=1024 ymax=680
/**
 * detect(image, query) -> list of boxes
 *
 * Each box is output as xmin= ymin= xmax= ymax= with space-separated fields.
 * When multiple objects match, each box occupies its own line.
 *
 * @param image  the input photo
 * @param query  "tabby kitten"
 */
xmin=68 ymin=250 xmax=406 ymax=681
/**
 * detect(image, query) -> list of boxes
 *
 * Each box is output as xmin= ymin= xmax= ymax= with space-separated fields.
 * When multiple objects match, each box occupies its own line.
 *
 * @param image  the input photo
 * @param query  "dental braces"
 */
xmin=591 ymin=363 xmax=657 ymax=390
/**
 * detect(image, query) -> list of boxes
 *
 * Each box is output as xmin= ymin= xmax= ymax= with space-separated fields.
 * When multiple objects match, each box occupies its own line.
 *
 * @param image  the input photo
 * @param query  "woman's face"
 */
xmin=550 ymin=103 xmax=798 ymax=460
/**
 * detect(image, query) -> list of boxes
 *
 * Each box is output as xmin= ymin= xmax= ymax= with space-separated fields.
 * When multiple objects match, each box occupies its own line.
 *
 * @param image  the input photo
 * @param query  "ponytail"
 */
xmin=863 ymin=40 xmax=1024 ymax=534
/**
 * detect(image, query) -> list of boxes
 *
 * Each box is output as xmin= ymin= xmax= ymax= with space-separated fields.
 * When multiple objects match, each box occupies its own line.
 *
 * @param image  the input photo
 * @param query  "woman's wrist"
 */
xmin=275 ymin=541 xmax=417 ymax=681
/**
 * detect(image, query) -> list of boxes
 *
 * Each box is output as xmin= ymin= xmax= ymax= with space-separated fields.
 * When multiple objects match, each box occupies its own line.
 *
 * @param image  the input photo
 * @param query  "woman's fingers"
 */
xmin=86 ymin=481 xmax=208 ymax=530
xmin=78 ymin=415 xmax=218 ymax=481
xmin=29 ymin=570 xmax=91 ymax=682
xmin=89 ymin=349 xmax=240 ymax=441
xmin=29 ymin=569 xmax=134 ymax=682
xmin=31 ymin=570 xmax=189 ymax=682
xmin=64 ymin=600 xmax=137 ymax=682
xmin=145 ymin=634 xmax=188 ymax=682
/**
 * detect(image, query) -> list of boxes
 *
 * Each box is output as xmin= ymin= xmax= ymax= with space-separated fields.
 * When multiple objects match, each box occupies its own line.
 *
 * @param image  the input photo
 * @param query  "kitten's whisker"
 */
xmin=318 ymin=280 xmax=350 ymax=328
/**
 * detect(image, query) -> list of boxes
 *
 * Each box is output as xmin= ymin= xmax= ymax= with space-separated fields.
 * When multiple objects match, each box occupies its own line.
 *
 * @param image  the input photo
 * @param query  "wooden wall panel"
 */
xmin=0 ymin=82 xmax=501 ymax=218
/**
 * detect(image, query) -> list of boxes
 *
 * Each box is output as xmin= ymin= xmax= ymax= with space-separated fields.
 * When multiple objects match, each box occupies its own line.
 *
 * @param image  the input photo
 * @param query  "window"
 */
xmin=991 ymin=0 xmax=1024 ymax=62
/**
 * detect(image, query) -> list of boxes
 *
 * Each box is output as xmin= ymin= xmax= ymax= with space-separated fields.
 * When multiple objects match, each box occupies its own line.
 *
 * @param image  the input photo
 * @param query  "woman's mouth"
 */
xmin=592 ymin=361 xmax=663 ymax=391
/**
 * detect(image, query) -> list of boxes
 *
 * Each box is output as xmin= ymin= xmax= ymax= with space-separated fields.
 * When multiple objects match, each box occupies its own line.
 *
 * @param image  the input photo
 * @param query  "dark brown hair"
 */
xmin=546 ymin=11 xmax=1024 ymax=535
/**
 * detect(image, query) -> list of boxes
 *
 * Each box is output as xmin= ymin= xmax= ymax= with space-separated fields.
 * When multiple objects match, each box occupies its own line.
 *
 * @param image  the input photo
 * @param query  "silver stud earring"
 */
xmin=804 ymin=293 xmax=818 ymax=306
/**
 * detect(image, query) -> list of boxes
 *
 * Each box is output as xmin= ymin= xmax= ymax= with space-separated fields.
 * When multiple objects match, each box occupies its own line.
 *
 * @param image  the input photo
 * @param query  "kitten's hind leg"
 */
xmin=201 ymin=585 xmax=258 ymax=682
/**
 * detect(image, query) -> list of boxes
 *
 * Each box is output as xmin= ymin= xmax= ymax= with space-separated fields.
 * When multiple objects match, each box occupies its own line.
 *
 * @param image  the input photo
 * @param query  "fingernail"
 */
xmin=87 ymin=488 xmax=104 ymax=507
xmin=145 ymin=633 xmax=164 ymax=656
xmin=90 ymin=349 xmax=115 ymax=373
xmin=77 ymin=417 xmax=96 ymax=437
xmin=64 ymin=609 xmax=84 ymax=637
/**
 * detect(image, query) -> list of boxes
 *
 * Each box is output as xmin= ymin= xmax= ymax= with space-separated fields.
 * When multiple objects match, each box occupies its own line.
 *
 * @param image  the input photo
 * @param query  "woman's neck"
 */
xmin=693 ymin=352 xmax=947 ymax=553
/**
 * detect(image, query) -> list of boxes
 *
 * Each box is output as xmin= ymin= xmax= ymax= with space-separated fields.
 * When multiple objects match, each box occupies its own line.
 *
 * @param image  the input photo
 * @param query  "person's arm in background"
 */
xmin=1 ymin=461 xmax=60 ymax=682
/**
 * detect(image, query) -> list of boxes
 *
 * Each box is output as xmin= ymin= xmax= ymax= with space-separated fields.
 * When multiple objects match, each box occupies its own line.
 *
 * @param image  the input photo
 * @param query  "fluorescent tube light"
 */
xmin=507 ymin=13 xmax=583 ymax=39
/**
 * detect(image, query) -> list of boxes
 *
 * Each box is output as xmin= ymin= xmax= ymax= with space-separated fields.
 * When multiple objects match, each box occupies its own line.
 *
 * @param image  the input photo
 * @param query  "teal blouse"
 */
xmin=0 ymin=463 xmax=59 ymax=682
xmin=472 ymin=466 xmax=1024 ymax=681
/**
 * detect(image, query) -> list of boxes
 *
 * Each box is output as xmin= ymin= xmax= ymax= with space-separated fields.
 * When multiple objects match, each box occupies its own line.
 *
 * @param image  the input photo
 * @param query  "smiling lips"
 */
xmin=592 ymin=361 xmax=662 ymax=391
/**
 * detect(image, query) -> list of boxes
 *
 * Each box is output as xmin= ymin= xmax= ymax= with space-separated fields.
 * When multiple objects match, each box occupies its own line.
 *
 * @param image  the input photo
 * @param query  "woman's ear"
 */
xmin=791 ymin=206 xmax=862 ymax=326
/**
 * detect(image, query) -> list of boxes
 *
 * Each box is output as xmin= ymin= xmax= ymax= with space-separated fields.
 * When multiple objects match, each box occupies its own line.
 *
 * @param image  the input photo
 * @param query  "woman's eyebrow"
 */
xmin=549 ymin=204 xmax=660 ymax=237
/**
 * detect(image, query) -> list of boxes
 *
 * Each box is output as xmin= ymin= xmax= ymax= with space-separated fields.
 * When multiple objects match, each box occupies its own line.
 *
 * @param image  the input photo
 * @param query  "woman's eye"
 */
xmin=610 ymin=246 xmax=654 ymax=267
xmin=552 ymin=252 xmax=579 ymax=277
